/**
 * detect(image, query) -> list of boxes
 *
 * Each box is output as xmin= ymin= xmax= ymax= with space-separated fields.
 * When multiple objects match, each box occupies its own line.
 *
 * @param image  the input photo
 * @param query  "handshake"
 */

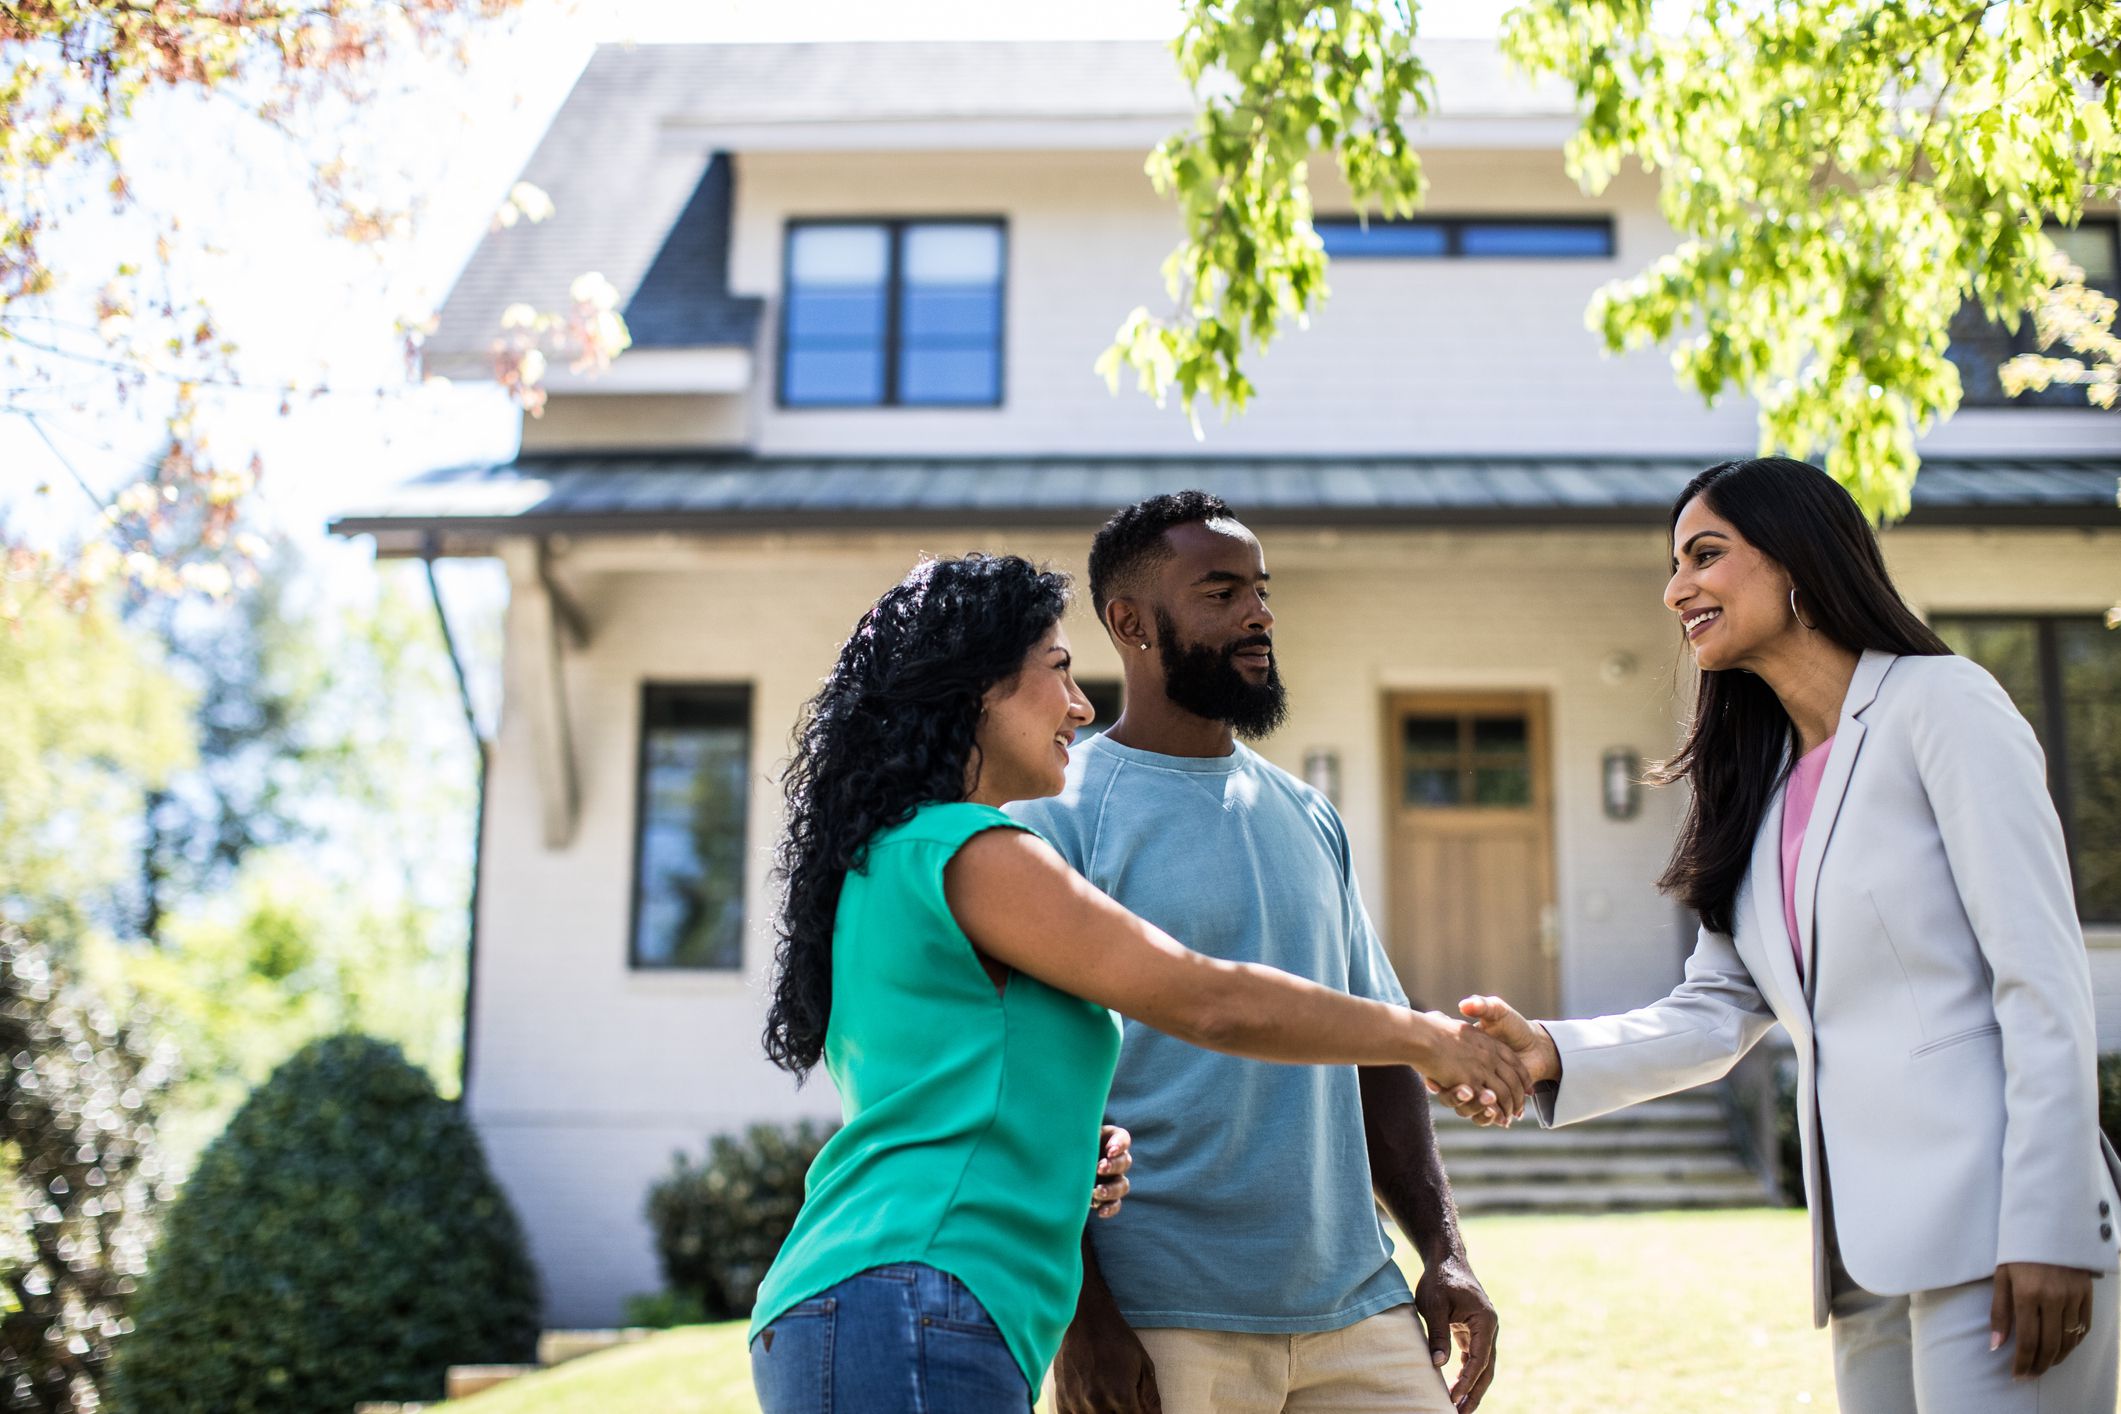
xmin=1409 ymin=995 xmax=1563 ymax=1127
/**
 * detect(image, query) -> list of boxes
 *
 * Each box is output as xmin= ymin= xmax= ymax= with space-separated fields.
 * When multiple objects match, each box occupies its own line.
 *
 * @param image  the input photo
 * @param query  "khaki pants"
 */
xmin=1128 ymin=1305 xmax=1453 ymax=1414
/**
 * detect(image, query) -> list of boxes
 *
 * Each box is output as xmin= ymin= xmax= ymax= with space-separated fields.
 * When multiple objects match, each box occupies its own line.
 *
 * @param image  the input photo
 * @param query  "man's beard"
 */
xmin=1154 ymin=608 xmax=1289 ymax=740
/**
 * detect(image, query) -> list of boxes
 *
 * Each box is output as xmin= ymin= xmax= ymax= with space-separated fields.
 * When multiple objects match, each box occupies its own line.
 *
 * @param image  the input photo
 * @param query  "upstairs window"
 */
xmin=780 ymin=220 xmax=1005 ymax=407
xmin=1949 ymin=219 xmax=2118 ymax=409
xmin=1316 ymin=216 xmax=1614 ymax=260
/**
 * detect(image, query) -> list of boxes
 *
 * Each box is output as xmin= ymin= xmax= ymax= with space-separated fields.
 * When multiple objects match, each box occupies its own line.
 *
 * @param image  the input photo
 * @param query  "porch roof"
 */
xmin=329 ymin=453 xmax=2121 ymax=554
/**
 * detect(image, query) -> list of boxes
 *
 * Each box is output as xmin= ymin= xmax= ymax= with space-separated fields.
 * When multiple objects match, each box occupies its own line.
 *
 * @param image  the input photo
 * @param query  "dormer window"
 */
xmin=780 ymin=219 xmax=1006 ymax=407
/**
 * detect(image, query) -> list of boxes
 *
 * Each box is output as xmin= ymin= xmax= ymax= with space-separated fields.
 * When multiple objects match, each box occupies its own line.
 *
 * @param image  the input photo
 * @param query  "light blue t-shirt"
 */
xmin=1008 ymin=734 xmax=1413 ymax=1333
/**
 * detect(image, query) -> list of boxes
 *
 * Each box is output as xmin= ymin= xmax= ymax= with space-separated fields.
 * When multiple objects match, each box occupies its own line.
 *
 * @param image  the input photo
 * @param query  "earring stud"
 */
xmin=1139 ymin=642 xmax=1149 ymax=650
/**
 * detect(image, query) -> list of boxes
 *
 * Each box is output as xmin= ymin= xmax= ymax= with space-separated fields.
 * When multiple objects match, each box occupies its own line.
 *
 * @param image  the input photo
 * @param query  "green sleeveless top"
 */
xmin=750 ymin=802 xmax=1124 ymax=1387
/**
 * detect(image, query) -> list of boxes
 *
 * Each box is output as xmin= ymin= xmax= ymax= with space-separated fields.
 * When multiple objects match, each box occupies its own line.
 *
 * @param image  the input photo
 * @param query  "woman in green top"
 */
xmin=750 ymin=554 xmax=1529 ymax=1413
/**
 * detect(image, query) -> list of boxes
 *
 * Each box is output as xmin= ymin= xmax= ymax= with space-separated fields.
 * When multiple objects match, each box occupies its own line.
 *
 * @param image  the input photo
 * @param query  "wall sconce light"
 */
xmin=1303 ymin=748 xmax=1342 ymax=806
xmin=1601 ymin=747 xmax=1641 ymax=821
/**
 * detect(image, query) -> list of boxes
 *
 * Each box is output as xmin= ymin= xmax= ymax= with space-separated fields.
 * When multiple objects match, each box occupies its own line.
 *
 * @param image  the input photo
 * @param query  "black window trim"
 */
xmin=1933 ymin=613 xmax=2113 ymax=923
xmin=776 ymin=216 xmax=1010 ymax=410
xmin=1312 ymin=213 xmax=1617 ymax=260
xmin=1952 ymin=215 xmax=2119 ymax=413
xmin=627 ymin=681 xmax=755 ymax=972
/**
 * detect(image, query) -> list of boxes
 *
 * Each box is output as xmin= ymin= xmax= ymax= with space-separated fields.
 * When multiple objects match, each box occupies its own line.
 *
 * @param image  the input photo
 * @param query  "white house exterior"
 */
xmin=332 ymin=40 xmax=2121 ymax=1327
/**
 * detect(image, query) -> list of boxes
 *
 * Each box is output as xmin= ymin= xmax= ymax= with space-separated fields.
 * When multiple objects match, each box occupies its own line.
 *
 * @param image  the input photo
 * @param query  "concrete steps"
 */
xmin=1436 ymin=1088 xmax=1774 ymax=1213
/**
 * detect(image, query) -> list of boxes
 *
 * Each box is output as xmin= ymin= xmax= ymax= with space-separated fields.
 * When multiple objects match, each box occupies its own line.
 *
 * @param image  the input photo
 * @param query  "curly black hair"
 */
xmin=1087 ymin=489 xmax=1234 ymax=615
xmin=763 ymin=553 xmax=1074 ymax=1079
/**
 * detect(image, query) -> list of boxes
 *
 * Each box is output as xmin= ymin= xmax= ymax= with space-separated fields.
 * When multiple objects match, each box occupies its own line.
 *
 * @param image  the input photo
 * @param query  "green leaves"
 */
xmin=1126 ymin=1 xmax=2117 ymax=519
xmin=1101 ymin=0 xmax=1432 ymax=429
xmin=1503 ymin=0 xmax=2121 ymax=519
xmin=114 ymin=1035 xmax=539 ymax=1413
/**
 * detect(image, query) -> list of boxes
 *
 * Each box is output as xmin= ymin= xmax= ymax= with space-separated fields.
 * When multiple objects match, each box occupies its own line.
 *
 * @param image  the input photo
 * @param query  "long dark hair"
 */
xmin=763 ymin=554 xmax=1072 ymax=1079
xmin=1653 ymin=457 xmax=1949 ymax=934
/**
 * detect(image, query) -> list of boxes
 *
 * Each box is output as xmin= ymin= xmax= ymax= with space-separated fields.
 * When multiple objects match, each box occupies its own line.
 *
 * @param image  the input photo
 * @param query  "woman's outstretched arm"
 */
xmin=945 ymin=826 xmax=1530 ymax=1114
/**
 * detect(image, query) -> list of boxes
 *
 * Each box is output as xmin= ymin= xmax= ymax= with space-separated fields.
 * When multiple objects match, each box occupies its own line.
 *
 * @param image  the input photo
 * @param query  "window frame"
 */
xmin=1950 ymin=216 xmax=2120 ymax=412
xmin=1312 ymin=214 xmax=1617 ymax=261
xmin=776 ymin=216 xmax=1009 ymax=410
xmin=626 ymin=682 xmax=755 ymax=972
xmin=1931 ymin=614 xmax=2116 ymax=923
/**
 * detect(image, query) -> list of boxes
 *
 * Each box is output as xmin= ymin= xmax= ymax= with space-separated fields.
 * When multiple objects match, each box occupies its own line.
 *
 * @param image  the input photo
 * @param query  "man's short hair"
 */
xmin=1087 ymin=490 xmax=1236 ymax=614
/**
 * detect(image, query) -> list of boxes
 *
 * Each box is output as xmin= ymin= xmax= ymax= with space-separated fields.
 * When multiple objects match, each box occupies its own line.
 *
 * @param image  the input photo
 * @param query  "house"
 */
xmin=330 ymin=39 xmax=2121 ymax=1327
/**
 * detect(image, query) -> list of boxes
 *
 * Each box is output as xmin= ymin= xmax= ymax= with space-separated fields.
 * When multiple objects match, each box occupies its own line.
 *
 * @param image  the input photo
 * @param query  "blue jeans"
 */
xmin=750 ymin=1263 xmax=1032 ymax=1413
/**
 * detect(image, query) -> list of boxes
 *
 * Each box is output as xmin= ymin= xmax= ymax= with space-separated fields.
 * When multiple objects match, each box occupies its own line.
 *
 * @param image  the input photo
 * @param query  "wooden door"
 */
xmin=1385 ymin=692 xmax=1558 ymax=1018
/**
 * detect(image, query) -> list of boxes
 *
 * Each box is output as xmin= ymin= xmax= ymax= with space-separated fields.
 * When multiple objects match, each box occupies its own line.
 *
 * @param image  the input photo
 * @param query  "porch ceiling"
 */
xmin=328 ymin=453 xmax=2121 ymax=554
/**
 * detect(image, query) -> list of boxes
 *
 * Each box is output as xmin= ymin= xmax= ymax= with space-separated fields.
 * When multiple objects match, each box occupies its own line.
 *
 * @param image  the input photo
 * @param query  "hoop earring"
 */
xmin=1789 ymin=588 xmax=1816 ymax=631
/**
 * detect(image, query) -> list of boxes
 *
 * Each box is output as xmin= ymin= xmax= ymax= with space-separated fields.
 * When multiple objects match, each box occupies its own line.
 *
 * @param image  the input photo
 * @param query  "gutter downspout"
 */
xmin=423 ymin=545 xmax=487 ymax=1104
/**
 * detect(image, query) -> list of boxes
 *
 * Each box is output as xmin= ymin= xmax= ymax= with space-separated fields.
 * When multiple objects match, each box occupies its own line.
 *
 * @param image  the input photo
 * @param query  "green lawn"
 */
xmin=458 ymin=1210 xmax=1846 ymax=1413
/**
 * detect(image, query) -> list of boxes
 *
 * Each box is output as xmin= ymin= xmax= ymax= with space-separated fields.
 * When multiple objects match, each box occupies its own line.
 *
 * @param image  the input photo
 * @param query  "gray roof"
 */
xmin=622 ymin=154 xmax=763 ymax=349
xmin=425 ymin=39 xmax=1567 ymax=361
xmin=330 ymin=453 xmax=2121 ymax=547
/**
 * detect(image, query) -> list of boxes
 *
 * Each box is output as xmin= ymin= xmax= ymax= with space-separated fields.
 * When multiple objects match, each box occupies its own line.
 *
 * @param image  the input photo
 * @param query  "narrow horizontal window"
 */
xmin=1316 ymin=216 xmax=1614 ymax=260
xmin=631 ymin=685 xmax=752 ymax=970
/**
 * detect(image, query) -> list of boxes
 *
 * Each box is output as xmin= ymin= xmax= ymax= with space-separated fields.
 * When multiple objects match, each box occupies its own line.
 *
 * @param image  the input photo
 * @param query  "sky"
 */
xmin=1 ymin=0 xmax=1526 ymax=583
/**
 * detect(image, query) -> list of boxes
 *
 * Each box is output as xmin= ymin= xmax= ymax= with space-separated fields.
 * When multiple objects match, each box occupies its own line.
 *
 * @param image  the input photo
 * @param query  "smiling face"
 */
xmin=1664 ymin=494 xmax=1805 ymax=672
xmin=967 ymin=621 xmax=1096 ymax=805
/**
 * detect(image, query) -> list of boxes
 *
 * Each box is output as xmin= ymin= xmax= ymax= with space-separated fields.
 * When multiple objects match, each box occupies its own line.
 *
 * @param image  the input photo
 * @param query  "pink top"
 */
xmin=1780 ymin=736 xmax=1836 ymax=978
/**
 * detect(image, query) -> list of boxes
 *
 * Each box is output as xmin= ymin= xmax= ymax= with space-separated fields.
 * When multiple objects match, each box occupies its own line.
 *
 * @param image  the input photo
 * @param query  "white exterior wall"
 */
xmin=473 ymin=521 xmax=2120 ymax=1325
xmin=714 ymin=147 xmax=2119 ymax=460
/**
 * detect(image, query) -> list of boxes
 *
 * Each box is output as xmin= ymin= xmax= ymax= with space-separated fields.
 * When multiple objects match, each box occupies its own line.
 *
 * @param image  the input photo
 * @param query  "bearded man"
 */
xmin=1010 ymin=491 xmax=1501 ymax=1414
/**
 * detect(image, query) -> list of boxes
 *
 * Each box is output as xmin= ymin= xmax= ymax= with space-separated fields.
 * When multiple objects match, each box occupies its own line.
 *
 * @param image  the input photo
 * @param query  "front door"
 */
xmin=1385 ymin=692 xmax=1558 ymax=1017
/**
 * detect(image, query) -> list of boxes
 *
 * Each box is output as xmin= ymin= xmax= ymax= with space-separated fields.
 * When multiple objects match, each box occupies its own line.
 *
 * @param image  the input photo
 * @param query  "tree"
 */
xmin=88 ymin=560 xmax=477 ymax=1165
xmin=0 ymin=598 xmax=193 ymax=951
xmin=113 ymin=1034 xmax=537 ymax=1414
xmin=1 ymin=3 xmax=626 ymax=617
xmin=1112 ymin=0 xmax=2120 ymax=518
xmin=0 ymin=925 xmax=171 ymax=1414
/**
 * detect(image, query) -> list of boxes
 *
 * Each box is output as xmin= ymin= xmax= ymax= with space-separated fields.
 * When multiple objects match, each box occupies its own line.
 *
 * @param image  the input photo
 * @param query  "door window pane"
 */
xmin=1472 ymin=716 xmax=1529 ymax=754
xmin=2058 ymin=621 xmax=2121 ymax=920
xmin=1472 ymin=766 xmax=1533 ymax=806
xmin=1404 ymin=767 xmax=1461 ymax=807
xmin=633 ymin=686 xmax=751 ymax=969
xmin=1401 ymin=709 xmax=1535 ymax=810
xmin=1403 ymin=716 xmax=1459 ymax=754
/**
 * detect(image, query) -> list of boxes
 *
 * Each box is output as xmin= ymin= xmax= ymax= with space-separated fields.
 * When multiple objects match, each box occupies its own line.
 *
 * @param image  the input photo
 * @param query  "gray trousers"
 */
xmin=1828 ymin=1255 xmax=2119 ymax=1413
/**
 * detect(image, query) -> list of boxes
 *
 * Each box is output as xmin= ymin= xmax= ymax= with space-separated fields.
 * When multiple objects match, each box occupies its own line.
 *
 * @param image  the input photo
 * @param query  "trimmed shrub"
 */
xmin=0 ymin=926 xmax=171 ymax=1414
xmin=646 ymin=1120 xmax=836 ymax=1319
xmin=113 ymin=1034 xmax=538 ymax=1413
xmin=620 ymin=1289 xmax=708 ymax=1330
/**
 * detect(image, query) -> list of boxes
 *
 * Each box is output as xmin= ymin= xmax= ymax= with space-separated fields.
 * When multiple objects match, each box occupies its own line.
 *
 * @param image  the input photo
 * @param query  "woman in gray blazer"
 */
xmin=1458 ymin=456 xmax=2118 ymax=1412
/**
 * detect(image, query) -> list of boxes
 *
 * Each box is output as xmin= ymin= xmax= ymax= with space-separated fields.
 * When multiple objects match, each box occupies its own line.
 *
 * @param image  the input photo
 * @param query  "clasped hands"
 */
xmin=1416 ymin=995 xmax=1557 ymax=1126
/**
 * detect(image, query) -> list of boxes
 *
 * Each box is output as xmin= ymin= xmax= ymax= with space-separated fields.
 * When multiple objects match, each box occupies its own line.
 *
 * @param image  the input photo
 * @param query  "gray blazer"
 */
xmin=1537 ymin=649 xmax=2119 ymax=1325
